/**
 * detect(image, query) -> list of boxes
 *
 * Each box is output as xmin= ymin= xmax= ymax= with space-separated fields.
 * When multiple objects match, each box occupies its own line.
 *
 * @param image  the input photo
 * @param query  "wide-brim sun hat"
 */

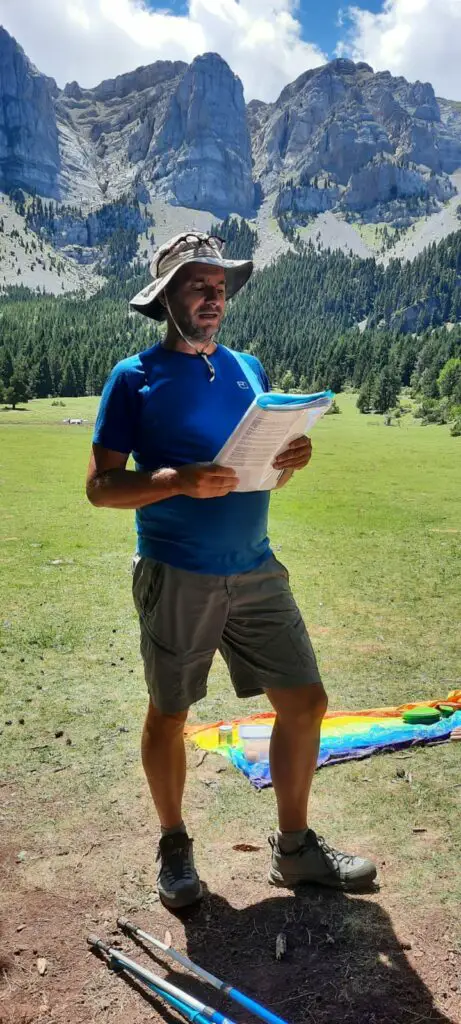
xmin=129 ymin=232 xmax=253 ymax=321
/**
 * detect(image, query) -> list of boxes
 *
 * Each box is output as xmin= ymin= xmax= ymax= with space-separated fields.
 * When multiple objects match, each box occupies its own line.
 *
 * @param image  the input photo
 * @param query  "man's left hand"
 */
xmin=273 ymin=436 xmax=312 ymax=472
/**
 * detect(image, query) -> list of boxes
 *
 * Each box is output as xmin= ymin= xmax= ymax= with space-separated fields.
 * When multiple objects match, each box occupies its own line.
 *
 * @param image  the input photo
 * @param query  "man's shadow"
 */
xmin=135 ymin=886 xmax=455 ymax=1024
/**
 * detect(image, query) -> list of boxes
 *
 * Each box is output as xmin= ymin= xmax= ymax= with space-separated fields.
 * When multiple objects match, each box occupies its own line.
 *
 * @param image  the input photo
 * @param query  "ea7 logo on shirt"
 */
xmin=237 ymin=380 xmax=249 ymax=389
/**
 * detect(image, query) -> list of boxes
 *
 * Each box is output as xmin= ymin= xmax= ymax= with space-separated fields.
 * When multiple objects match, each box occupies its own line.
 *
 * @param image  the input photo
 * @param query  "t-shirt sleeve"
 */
xmin=244 ymin=353 xmax=270 ymax=393
xmin=93 ymin=364 xmax=139 ymax=454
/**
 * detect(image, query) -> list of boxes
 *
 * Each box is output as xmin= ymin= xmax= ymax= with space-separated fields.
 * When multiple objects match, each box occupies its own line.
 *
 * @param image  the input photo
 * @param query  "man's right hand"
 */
xmin=175 ymin=463 xmax=239 ymax=498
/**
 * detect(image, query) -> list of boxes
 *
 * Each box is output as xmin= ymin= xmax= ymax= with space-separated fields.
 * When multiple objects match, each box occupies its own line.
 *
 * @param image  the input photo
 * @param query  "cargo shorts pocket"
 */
xmin=132 ymin=556 xmax=165 ymax=622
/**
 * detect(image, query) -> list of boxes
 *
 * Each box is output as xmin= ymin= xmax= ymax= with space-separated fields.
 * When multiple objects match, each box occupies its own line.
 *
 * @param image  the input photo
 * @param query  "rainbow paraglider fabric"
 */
xmin=187 ymin=692 xmax=461 ymax=789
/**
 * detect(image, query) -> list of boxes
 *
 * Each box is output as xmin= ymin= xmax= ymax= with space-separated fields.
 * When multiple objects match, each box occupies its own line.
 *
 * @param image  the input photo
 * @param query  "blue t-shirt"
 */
xmin=93 ymin=343 xmax=273 ymax=575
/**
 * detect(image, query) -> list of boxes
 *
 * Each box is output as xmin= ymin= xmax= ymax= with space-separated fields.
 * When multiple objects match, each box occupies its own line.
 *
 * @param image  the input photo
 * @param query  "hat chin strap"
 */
xmin=163 ymin=293 xmax=216 ymax=382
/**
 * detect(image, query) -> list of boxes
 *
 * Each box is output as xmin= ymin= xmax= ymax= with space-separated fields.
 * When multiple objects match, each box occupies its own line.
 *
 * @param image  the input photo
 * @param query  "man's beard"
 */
xmin=176 ymin=308 xmax=221 ymax=344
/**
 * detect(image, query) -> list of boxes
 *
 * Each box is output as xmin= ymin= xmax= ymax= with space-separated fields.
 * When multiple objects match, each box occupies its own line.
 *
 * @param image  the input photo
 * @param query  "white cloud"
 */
xmin=0 ymin=0 xmax=327 ymax=101
xmin=339 ymin=0 xmax=461 ymax=100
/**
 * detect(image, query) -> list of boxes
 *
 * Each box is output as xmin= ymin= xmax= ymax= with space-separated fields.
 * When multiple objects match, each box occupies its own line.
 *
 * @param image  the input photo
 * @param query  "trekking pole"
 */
xmin=88 ymin=937 xmax=210 ymax=1024
xmin=87 ymin=935 xmax=236 ymax=1024
xmin=117 ymin=917 xmax=291 ymax=1024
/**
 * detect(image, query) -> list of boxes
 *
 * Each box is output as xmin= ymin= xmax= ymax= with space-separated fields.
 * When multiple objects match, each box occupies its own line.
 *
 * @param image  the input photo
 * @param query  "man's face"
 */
xmin=166 ymin=263 xmax=226 ymax=342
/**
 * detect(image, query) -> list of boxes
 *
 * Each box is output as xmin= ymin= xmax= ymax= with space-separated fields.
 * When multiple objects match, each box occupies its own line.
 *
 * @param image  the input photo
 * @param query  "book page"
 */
xmin=216 ymin=402 xmax=323 ymax=492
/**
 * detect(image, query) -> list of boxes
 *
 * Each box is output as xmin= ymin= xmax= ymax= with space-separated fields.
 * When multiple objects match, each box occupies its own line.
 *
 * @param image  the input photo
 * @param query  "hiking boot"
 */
xmin=268 ymin=829 xmax=377 ymax=891
xmin=156 ymin=832 xmax=203 ymax=909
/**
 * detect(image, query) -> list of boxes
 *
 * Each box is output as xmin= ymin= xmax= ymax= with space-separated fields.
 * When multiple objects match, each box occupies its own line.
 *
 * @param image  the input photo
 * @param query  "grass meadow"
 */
xmin=0 ymin=392 xmax=460 ymax=1023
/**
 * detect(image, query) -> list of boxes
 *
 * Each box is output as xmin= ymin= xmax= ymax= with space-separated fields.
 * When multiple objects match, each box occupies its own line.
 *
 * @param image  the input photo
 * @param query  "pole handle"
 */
xmin=117 ymin=916 xmax=136 ymax=935
xmin=87 ymin=935 xmax=110 ymax=955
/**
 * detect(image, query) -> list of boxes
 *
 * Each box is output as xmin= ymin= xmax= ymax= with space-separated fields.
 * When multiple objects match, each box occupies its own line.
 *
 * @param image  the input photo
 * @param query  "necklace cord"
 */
xmin=164 ymin=293 xmax=216 ymax=382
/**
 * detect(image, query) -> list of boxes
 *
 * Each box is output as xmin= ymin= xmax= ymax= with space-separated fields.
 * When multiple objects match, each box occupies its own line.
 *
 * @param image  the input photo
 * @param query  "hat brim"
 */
xmin=129 ymin=256 xmax=253 ymax=321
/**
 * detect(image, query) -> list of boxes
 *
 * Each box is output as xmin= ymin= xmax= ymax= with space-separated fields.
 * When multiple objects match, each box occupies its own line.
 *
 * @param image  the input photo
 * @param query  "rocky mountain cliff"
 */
xmin=251 ymin=59 xmax=461 ymax=183
xmin=1 ymin=25 xmax=461 ymax=295
xmin=2 ymin=27 xmax=461 ymax=223
xmin=0 ymin=28 xmax=254 ymax=217
xmin=252 ymin=59 xmax=461 ymax=221
xmin=0 ymin=28 xmax=60 ymax=197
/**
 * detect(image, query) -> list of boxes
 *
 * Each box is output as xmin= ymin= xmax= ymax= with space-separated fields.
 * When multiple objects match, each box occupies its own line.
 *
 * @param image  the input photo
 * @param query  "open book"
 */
xmin=214 ymin=390 xmax=334 ymax=492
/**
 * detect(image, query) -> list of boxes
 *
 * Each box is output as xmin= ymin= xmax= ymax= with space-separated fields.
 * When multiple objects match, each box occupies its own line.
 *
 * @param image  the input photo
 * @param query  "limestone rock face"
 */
xmin=1 ymin=27 xmax=461 ymax=223
xmin=57 ymin=59 xmax=186 ymax=203
xmin=26 ymin=198 xmax=149 ymax=251
xmin=0 ymin=27 xmax=60 ymax=197
xmin=251 ymin=59 xmax=461 ymax=201
xmin=343 ymin=156 xmax=455 ymax=212
xmin=146 ymin=53 xmax=255 ymax=216
xmin=274 ymin=183 xmax=341 ymax=217
xmin=56 ymin=50 xmax=254 ymax=215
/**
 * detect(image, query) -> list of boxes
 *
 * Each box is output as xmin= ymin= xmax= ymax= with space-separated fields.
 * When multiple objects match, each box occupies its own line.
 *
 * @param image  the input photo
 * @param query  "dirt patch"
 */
xmin=1 ymin=736 xmax=460 ymax=1024
xmin=1 ymin=828 xmax=460 ymax=1024
xmin=0 ymin=861 xmax=150 ymax=1024
xmin=181 ymin=892 xmax=460 ymax=1024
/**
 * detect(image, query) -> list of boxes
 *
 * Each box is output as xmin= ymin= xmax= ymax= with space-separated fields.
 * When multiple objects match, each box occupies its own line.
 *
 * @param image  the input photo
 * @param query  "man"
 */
xmin=87 ymin=232 xmax=376 ymax=910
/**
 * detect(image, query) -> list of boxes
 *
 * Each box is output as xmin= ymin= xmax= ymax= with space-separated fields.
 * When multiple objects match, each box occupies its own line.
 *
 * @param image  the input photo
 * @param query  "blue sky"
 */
xmin=298 ymin=1 xmax=384 ymax=55
xmin=146 ymin=0 xmax=385 ymax=60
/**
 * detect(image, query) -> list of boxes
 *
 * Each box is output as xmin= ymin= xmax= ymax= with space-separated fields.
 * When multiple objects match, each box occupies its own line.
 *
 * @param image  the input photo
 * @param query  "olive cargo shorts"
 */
xmin=132 ymin=553 xmax=322 ymax=714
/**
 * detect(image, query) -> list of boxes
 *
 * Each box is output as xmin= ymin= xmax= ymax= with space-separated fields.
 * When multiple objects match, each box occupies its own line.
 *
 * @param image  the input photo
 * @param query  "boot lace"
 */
xmin=315 ymin=834 xmax=356 ymax=872
xmin=270 ymin=830 xmax=356 ymax=874
xmin=157 ymin=833 xmax=195 ymax=887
